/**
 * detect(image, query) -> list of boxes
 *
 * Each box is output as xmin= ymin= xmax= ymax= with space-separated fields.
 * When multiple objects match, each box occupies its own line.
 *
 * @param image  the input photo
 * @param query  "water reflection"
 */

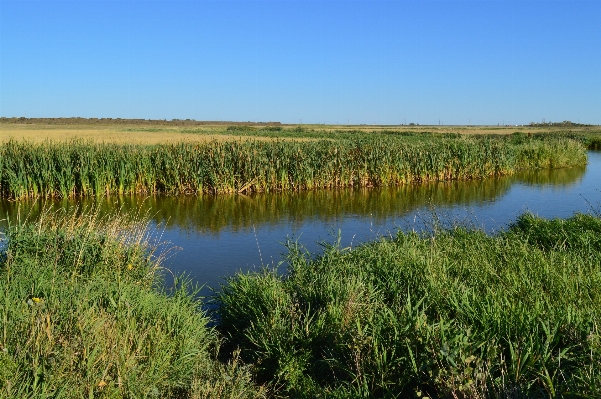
xmin=0 ymin=164 xmax=586 ymax=234
xmin=514 ymin=164 xmax=586 ymax=187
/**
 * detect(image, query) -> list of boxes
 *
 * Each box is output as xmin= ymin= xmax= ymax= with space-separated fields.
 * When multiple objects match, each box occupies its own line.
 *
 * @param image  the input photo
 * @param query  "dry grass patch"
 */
xmin=0 ymin=124 xmax=282 ymax=144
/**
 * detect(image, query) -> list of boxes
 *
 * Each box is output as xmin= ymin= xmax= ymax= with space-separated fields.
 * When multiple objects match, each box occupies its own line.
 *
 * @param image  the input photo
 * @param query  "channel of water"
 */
xmin=1 ymin=151 xmax=600 ymax=295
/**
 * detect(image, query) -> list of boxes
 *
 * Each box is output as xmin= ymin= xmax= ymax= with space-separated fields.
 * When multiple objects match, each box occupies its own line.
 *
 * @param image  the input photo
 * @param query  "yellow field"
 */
xmin=0 ymin=123 xmax=264 ymax=144
xmin=1 ymin=122 xmax=598 ymax=144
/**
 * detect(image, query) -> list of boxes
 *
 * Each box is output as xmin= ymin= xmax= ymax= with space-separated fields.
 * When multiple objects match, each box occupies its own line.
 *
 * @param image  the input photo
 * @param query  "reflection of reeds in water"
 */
xmin=0 ymin=162 xmax=585 ymax=235
xmin=515 ymin=164 xmax=587 ymax=186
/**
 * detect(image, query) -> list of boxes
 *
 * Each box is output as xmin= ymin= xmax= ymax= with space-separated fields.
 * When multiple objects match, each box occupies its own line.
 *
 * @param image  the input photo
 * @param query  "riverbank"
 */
xmin=0 ymin=132 xmax=588 ymax=199
xmin=216 ymin=211 xmax=601 ymax=397
xmin=0 ymin=209 xmax=264 ymax=398
xmin=2 ymin=209 xmax=600 ymax=397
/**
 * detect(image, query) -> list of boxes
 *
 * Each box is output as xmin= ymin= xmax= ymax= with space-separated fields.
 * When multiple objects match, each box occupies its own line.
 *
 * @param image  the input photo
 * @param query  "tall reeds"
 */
xmin=589 ymin=137 xmax=601 ymax=150
xmin=0 ymin=135 xmax=587 ymax=199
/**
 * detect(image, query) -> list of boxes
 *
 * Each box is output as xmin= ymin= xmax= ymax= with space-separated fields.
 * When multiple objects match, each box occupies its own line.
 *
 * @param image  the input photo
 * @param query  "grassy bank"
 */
xmin=0 ymin=209 xmax=264 ymax=398
xmin=215 ymin=212 xmax=601 ymax=398
xmin=2 ymin=207 xmax=601 ymax=397
xmin=0 ymin=133 xmax=587 ymax=199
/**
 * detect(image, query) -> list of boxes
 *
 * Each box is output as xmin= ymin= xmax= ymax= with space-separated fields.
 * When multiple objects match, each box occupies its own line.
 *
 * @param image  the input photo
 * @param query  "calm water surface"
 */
xmin=2 ymin=151 xmax=600 ymax=294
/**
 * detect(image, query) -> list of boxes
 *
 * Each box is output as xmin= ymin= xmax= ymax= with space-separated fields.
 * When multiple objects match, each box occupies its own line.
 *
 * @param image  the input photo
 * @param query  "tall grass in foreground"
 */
xmin=0 ymin=209 xmax=264 ymax=398
xmin=0 ymin=134 xmax=587 ymax=199
xmin=215 ymin=212 xmax=601 ymax=398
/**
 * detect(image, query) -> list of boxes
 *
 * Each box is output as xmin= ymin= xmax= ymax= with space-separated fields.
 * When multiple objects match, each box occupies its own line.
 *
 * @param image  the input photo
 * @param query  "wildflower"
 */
xmin=97 ymin=380 xmax=107 ymax=389
xmin=127 ymin=264 xmax=134 ymax=270
xmin=27 ymin=297 xmax=43 ymax=306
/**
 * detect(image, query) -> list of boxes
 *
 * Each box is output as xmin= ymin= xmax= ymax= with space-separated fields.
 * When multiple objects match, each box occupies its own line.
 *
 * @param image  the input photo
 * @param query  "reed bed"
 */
xmin=589 ymin=137 xmax=601 ymax=150
xmin=527 ymin=131 xmax=601 ymax=151
xmin=0 ymin=134 xmax=587 ymax=199
xmin=215 ymin=212 xmax=601 ymax=398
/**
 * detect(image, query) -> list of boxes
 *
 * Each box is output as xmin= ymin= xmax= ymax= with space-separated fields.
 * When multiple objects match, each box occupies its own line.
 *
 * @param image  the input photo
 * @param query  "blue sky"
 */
xmin=1 ymin=0 xmax=599 ymax=125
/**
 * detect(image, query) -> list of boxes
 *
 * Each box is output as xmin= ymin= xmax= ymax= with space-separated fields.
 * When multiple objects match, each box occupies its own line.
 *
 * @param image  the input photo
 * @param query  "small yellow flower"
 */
xmin=97 ymin=380 xmax=107 ymax=388
xmin=127 ymin=264 xmax=134 ymax=270
xmin=27 ymin=297 xmax=43 ymax=306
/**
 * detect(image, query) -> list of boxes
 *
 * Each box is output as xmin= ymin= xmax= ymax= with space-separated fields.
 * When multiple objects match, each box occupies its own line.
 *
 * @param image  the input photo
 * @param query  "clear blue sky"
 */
xmin=1 ymin=0 xmax=599 ymax=125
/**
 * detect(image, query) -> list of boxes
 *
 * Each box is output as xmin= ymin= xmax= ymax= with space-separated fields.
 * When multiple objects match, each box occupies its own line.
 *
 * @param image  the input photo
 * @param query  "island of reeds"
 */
xmin=2 ymin=208 xmax=601 ymax=397
xmin=0 ymin=131 xmax=590 ymax=199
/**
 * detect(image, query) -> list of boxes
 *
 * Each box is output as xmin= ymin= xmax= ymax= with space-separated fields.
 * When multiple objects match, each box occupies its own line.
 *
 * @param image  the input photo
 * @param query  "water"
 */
xmin=1 ymin=152 xmax=600 ymax=295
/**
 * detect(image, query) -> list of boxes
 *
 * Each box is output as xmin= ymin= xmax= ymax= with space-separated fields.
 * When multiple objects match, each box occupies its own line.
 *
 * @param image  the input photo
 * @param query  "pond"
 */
xmin=1 ymin=151 xmax=600 ymax=295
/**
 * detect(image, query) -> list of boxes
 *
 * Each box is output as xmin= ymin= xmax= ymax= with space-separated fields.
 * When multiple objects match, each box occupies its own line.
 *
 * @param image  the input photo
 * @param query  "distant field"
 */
xmin=0 ymin=123 xmax=269 ymax=144
xmin=2 ymin=120 xmax=599 ymax=143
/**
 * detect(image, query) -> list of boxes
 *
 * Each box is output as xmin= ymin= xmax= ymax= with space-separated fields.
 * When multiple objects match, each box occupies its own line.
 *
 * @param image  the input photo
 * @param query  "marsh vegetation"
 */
xmin=2 ymin=208 xmax=601 ymax=397
xmin=0 ymin=209 xmax=264 ymax=398
xmin=1 ymin=123 xmax=600 ymax=397
xmin=214 ymin=212 xmax=601 ymax=397
xmin=0 ymin=133 xmax=588 ymax=199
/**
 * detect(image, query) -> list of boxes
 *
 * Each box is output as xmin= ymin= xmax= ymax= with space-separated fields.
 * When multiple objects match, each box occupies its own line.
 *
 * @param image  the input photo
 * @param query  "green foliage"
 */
xmin=215 ymin=213 xmax=601 ymax=397
xmin=509 ymin=213 xmax=601 ymax=252
xmin=3 ymin=206 xmax=601 ymax=397
xmin=0 ymin=134 xmax=587 ymax=199
xmin=526 ymin=131 xmax=601 ymax=151
xmin=589 ymin=137 xmax=601 ymax=151
xmin=0 ymin=209 xmax=264 ymax=398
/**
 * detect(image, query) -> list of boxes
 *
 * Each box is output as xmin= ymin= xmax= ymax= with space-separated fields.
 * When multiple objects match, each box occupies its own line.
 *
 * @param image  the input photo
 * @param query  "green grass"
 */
xmin=525 ymin=131 xmax=601 ymax=151
xmin=0 ymin=133 xmax=588 ymax=199
xmin=214 ymin=212 xmax=601 ymax=398
xmin=3 ymin=206 xmax=601 ymax=397
xmin=217 ymin=126 xmax=433 ymax=140
xmin=0 ymin=208 xmax=265 ymax=398
xmin=199 ymin=126 xmax=601 ymax=146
